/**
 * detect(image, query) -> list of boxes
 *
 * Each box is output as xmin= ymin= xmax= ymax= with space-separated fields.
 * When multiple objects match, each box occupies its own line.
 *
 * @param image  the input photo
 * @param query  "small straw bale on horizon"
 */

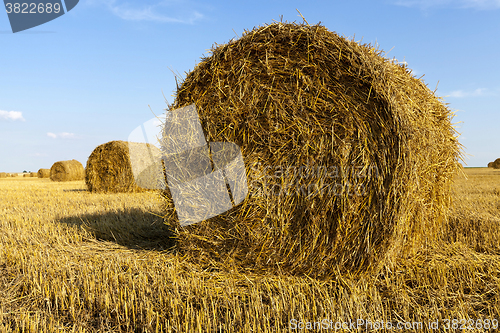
xmin=85 ymin=140 xmax=165 ymax=193
xmin=50 ymin=160 xmax=85 ymax=182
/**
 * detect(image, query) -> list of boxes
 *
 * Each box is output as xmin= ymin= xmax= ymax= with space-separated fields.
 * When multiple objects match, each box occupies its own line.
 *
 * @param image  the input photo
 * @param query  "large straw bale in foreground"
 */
xmin=163 ymin=22 xmax=463 ymax=278
xmin=50 ymin=160 xmax=85 ymax=182
xmin=37 ymin=169 xmax=50 ymax=178
xmin=85 ymin=140 xmax=164 ymax=193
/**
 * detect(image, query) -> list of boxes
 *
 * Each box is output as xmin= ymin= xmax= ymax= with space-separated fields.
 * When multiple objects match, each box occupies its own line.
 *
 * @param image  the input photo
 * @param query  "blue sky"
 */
xmin=1 ymin=0 xmax=499 ymax=172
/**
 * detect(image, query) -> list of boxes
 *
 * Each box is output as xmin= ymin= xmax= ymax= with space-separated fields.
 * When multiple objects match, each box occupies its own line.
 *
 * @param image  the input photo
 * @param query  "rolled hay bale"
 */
xmin=30 ymin=172 xmax=37 ymax=177
xmin=0 ymin=172 xmax=6 ymax=178
xmin=23 ymin=173 xmax=29 ymax=177
xmin=491 ymin=158 xmax=500 ymax=169
xmin=50 ymin=160 xmax=85 ymax=182
xmin=163 ymin=22 xmax=463 ymax=278
xmin=85 ymin=140 xmax=165 ymax=193
xmin=488 ymin=162 xmax=494 ymax=168
xmin=10 ymin=173 xmax=17 ymax=177
xmin=37 ymin=168 xmax=50 ymax=178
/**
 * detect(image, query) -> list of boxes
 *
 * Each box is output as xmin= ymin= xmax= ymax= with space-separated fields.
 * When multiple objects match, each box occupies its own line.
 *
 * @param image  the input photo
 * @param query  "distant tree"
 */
xmin=23 ymin=170 xmax=27 ymax=173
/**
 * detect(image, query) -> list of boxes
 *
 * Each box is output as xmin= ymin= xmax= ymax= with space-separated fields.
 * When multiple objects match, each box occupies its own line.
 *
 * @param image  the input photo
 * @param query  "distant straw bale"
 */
xmin=10 ymin=173 xmax=17 ymax=177
xmin=163 ymin=22 xmax=463 ymax=278
xmin=0 ymin=172 xmax=6 ymax=178
xmin=50 ymin=160 xmax=85 ymax=182
xmin=23 ymin=173 xmax=29 ymax=177
xmin=491 ymin=158 xmax=500 ymax=169
xmin=37 ymin=169 xmax=50 ymax=178
xmin=85 ymin=140 xmax=165 ymax=193
xmin=488 ymin=162 xmax=494 ymax=168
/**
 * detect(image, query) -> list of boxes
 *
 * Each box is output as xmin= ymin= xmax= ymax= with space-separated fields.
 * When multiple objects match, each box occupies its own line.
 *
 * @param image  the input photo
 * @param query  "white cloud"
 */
xmin=47 ymin=132 xmax=76 ymax=139
xmin=447 ymin=88 xmax=494 ymax=98
xmin=393 ymin=0 xmax=500 ymax=10
xmin=87 ymin=0 xmax=204 ymax=24
xmin=0 ymin=110 xmax=25 ymax=121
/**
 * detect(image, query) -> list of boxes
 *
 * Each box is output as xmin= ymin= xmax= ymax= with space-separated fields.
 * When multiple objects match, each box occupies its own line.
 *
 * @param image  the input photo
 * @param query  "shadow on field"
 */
xmin=57 ymin=208 xmax=176 ymax=251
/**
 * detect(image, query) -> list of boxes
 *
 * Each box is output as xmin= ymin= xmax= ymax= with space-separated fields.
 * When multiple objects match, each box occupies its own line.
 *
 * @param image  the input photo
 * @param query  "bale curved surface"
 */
xmin=37 ymin=169 xmax=50 ymax=178
xmin=164 ymin=22 xmax=463 ymax=277
xmin=50 ymin=160 xmax=85 ymax=182
xmin=85 ymin=140 xmax=164 ymax=193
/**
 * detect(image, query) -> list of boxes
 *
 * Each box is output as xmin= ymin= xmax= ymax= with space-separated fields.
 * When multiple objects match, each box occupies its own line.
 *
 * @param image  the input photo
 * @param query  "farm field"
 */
xmin=0 ymin=168 xmax=499 ymax=332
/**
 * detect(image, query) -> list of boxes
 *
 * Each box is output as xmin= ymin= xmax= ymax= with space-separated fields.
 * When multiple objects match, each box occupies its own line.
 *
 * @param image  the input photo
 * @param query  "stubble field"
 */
xmin=0 ymin=168 xmax=499 ymax=332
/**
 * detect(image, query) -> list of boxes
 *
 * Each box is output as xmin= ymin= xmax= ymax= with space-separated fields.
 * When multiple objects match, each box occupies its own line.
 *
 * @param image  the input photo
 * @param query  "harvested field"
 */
xmin=0 ymin=168 xmax=498 ymax=332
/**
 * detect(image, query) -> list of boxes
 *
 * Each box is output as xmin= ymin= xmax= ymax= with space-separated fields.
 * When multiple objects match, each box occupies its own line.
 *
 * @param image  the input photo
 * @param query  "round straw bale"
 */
xmin=37 ymin=168 xmax=50 ymax=178
xmin=50 ymin=160 xmax=85 ymax=182
xmin=491 ymin=158 xmax=500 ymax=169
xmin=0 ymin=172 xmax=6 ymax=178
xmin=488 ymin=162 xmax=494 ymax=168
xmin=23 ymin=173 xmax=29 ymax=177
xmin=85 ymin=140 xmax=165 ymax=193
xmin=163 ymin=22 xmax=463 ymax=278
xmin=30 ymin=172 xmax=37 ymax=177
xmin=10 ymin=173 xmax=17 ymax=177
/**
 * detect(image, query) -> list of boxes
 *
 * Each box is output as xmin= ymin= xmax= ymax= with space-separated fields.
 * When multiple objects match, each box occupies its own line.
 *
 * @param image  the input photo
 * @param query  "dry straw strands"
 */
xmin=50 ymin=160 xmax=85 ymax=182
xmin=85 ymin=140 xmax=164 ymax=193
xmin=37 ymin=168 xmax=50 ymax=178
xmin=164 ymin=22 xmax=463 ymax=278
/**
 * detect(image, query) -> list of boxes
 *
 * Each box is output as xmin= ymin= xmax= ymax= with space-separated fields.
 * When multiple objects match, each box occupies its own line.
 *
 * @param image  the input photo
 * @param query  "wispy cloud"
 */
xmin=0 ymin=110 xmax=25 ymax=121
xmin=47 ymin=132 xmax=76 ymax=139
xmin=447 ymin=88 xmax=495 ymax=98
xmin=88 ymin=0 xmax=204 ymax=24
xmin=393 ymin=0 xmax=500 ymax=10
